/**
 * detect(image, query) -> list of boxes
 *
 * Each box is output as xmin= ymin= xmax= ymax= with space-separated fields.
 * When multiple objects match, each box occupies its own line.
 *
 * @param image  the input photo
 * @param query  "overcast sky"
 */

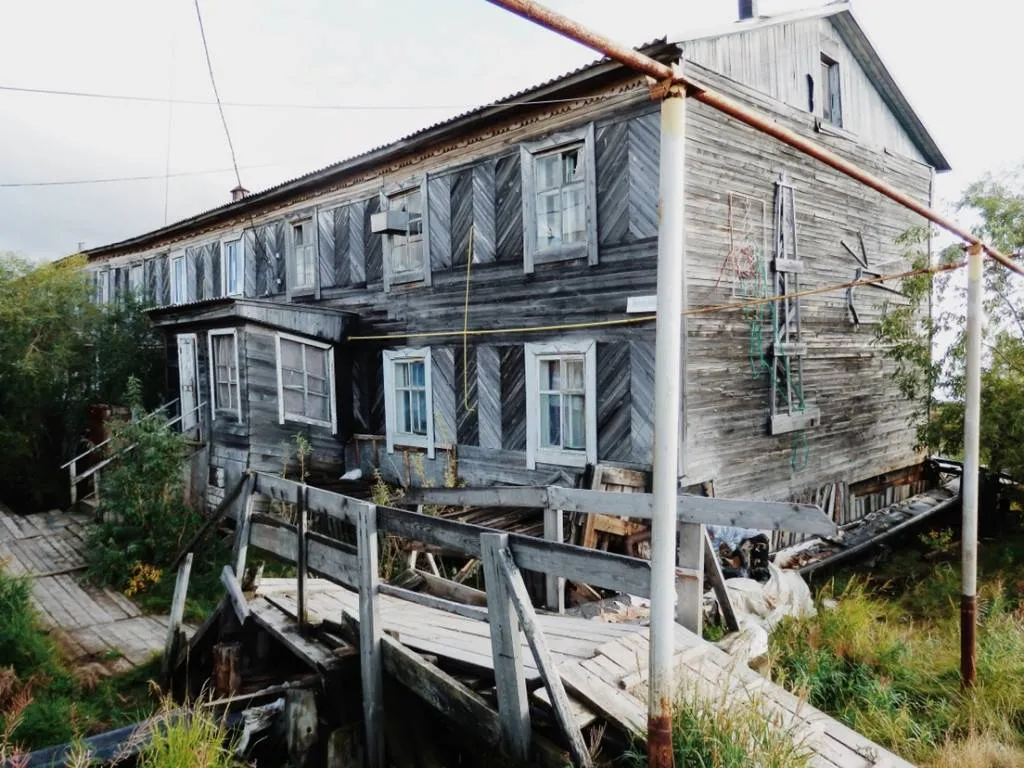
xmin=0 ymin=0 xmax=1017 ymax=262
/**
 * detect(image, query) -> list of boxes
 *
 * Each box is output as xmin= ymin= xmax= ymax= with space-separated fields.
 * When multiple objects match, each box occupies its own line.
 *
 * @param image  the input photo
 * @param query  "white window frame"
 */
xmin=525 ymin=339 xmax=597 ymax=470
xmin=520 ymin=123 xmax=597 ymax=274
xmin=220 ymin=236 xmax=244 ymax=297
xmin=207 ymin=329 xmax=242 ymax=421
xmin=383 ymin=347 xmax=435 ymax=458
xmin=170 ymin=253 xmax=186 ymax=305
xmin=289 ymin=219 xmax=317 ymax=296
xmin=96 ymin=269 xmax=111 ymax=304
xmin=382 ymin=180 xmax=430 ymax=291
xmin=821 ymin=53 xmax=843 ymax=128
xmin=128 ymin=264 xmax=144 ymax=297
xmin=274 ymin=332 xmax=337 ymax=431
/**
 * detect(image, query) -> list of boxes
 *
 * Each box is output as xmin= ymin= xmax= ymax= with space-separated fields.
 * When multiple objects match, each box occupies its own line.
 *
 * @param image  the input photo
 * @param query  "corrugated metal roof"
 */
xmin=86 ymin=40 xmax=675 ymax=260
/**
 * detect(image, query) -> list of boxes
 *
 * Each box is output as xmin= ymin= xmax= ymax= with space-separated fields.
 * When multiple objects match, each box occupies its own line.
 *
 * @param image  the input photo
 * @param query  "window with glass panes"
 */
xmin=128 ymin=264 xmax=144 ymax=296
xmin=389 ymin=189 xmax=424 ymax=276
xmin=537 ymin=355 xmax=586 ymax=452
xmin=393 ymin=358 xmax=428 ymax=436
xmin=171 ymin=256 xmax=186 ymax=304
xmin=292 ymin=221 xmax=315 ymax=290
xmin=210 ymin=332 xmax=239 ymax=415
xmin=223 ymin=239 xmax=243 ymax=296
xmin=278 ymin=337 xmax=332 ymax=426
xmin=534 ymin=145 xmax=586 ymax=252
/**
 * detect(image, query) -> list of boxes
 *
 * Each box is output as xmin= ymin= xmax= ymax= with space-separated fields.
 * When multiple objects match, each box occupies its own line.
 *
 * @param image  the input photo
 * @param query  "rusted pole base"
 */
xmin=648 ymin=709 xmax=674 ymax=768
xmin=960 ymin=594 xmax=977 ymax=687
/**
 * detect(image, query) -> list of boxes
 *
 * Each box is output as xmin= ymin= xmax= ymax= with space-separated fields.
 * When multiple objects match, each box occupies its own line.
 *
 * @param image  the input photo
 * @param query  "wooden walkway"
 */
xmin=254 ymin=577 xmax=911 ymax=768
xmin=0 ymin=505 xmax=186 ymax=674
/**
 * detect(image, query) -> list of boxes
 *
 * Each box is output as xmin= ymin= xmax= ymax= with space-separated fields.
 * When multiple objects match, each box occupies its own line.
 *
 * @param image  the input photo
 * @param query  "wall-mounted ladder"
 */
xmin=770 ymin=173 xmax=820 ymax=436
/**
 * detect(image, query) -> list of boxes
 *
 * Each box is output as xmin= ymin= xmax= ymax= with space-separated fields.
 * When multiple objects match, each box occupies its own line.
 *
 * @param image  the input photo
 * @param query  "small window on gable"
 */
xmin=170 ymin=254 xmax=186 ymax=304
xmin=208 ymin=329 xmax=241 ymax=420
xmin=128 ymin=264 xmax=144 ymax=297
xmin=524 ymin=340 xmax=597 ymax=469
xmin=275 ymin=333 xmax=336 ymax=431
xmin=222 ymin=238 xmax=243 ymax=297
xmin=520 ymin=124 xmax=597 ymax=273
xmin=291 ymin=220 xmax=316 ymax=294
xmin=821 ymin=54 xmax=842 ymax=128
xmin=383 ymin=348 xmax=435 ymax=458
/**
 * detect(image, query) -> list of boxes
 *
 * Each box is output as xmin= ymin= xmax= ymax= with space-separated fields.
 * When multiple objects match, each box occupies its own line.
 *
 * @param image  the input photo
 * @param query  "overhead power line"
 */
xmin=0 ymin=163 xmax=284 ymax=188
xmin=192 ymin=0 xmax=242 ymax=190
xmin=0 ymin=83 xmax=642 ymax=111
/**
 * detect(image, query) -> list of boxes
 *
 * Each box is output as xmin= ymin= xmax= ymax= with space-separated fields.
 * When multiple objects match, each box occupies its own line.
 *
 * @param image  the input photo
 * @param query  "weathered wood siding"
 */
xmin=681 ymin=17 xmax=927 ymax=164
xmin=96 ymin=49 xmax=933 ymax=502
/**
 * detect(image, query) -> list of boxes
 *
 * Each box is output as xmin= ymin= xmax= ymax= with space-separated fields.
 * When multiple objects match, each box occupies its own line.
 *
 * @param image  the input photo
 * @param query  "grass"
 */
xmin=0 ymin=564 xmax=162 ymax=753
xmin=623 ymin=689 xmax=811 ymax=768
xmin=134 ymin=698 xmax=241 ymax=768
xmin=768 ymin=522 xmax=1024 ymax=766
xmin=129 ymin=536 xmax=233 ymax=624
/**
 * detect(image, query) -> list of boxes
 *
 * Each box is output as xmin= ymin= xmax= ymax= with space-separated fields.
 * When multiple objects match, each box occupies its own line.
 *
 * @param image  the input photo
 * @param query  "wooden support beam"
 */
xmin=163 ymin=552 xmax=193 ymax=681
xmin=543 ymin=508 xmax=565 ymax=613
xmin=378 ymin=583 xmax=489 ymax=621
xmin=232 ymin=475 xmax=256 ymax=576
xmin=495 ymin=542 xmax=592 ymax=767
xmin=213 ymin=643 xmax=241 ymax=697
xmin=297 ymin=485 xmax=308 ymax=631
xmin=703 ymin=528 xmax=739 ymax=633
xmin=356 ymin=501 xmax=384 ymax=768
xmin=480 ymin=533 xmax=531 ymax=762
xmin=221 ymin=565 xmax=250 ymax=624
xmin=675 ymin=523 xmax=705 ymax=635
xmin=398 ymin=484 xmax=835 ymax=535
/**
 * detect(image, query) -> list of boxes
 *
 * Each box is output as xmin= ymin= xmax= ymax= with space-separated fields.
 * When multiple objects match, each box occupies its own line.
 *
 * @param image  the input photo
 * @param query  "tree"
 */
xmin=0 ymin=253 xmax=163 ymax=510
xmin=877 ymin=173 xmax=1024 ymax=480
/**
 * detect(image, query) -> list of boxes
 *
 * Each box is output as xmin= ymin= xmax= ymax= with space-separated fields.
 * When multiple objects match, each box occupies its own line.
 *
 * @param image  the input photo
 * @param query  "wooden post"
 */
xmin=702 ymin=529 xmax=739 ymax=633
xmin=297 ymin=484 xmax=308 ymax=632
xmin=480 ymin=532 xmax=530 ymax=761
xmin=285 ymin=688 xmax=318 ymax=768
xmin=496 ymin=541 xmax=592 ymax=767
xmin=675 ymin=522 xmax=705 ymax=635
xmin=357 ymin=502 xmax=384 ymax=768
xmin=221 ymin=565 xmax=250 ymax=624
xmin=232 ymin=474 xmax=256 ymax=576
xmin=543 ymin=507 xmax=565 ymax=613
xmin=69 ymin=461 xmax=77 ymax=506
xmin=212 ymin=642 xmax=241 ymax=697
xmin=162 ymin=552 xmax=193 ymax=680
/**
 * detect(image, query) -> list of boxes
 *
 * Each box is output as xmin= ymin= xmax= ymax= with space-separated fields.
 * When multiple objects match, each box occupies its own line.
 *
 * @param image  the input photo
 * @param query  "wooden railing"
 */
xmin=219 ymin=472 xmax=833 ymax=768
xmin=61 ymin=398 xmax=206 ymax=506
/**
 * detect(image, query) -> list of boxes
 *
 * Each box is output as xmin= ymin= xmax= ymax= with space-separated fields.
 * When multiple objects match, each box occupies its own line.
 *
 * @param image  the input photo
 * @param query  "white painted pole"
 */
xmin=648 ymin=82 xmax=687 ymax=768
xmin=961 ymin=242 xmax=983 ymax=687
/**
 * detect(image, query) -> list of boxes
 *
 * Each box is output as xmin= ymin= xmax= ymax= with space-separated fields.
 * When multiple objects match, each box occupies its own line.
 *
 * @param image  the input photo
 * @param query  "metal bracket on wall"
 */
xmin=841 ymin=234 xmax=906 ymax=326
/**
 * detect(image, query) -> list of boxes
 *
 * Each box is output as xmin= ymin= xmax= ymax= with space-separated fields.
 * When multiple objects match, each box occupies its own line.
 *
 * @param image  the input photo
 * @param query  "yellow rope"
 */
xmin=347 ymin=259 xmax=963 ymax=342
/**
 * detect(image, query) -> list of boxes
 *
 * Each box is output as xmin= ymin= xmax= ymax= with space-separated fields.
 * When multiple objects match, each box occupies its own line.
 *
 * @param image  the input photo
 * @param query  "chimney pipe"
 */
xmin=230 ymin=185 xmax=249 ymax=203
xmin=738 ymin=0 xmax=757 ymax=20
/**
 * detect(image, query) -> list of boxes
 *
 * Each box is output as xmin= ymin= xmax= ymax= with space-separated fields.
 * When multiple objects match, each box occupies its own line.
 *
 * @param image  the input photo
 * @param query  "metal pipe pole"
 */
xmin=961 ymin=242 xmax=983 ymax=687
xmin=481 ymin=0 xmax=1021 ymax=277
xmin=647 ymin=85 xmax=687 ymax=768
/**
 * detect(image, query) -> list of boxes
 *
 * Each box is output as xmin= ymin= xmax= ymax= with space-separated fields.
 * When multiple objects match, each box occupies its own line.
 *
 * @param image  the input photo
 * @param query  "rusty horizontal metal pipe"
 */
xmin=484 ymin=0 xmax=1023 ymax=277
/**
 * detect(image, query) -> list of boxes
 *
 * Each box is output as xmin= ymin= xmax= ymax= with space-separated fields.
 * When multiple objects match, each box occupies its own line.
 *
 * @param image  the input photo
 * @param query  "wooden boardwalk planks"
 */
xmin=0 ymin=506 xmax=191 ymax=674
xmin=255 ymin=576 xmax=912 ymax=767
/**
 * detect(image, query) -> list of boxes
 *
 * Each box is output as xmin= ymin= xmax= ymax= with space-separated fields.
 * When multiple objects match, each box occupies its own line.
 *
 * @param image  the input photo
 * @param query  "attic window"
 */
xmin=291 ymin=220 xmax=316 ymax=294
xmin=821 ymin=54 xmax=842 ymax=128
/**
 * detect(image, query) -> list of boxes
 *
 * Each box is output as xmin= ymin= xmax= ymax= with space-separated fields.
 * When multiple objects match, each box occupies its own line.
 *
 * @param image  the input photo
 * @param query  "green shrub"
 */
xmin=135 ymin=698 xmax=241 ymax=768
xmin=0 ymin=566 xmax=159 ymax=752
xmin=624 ymin=691 xmax=811 ymax=768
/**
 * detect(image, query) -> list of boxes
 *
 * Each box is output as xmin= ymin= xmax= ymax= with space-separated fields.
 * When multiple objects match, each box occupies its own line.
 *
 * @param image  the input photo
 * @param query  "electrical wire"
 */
xmin=192 ymin=0 xmax=242 ymax=190
xmin=346 ymin=259 xmax=966 ymax=342
xmin=0 ymin=163 xmax=284 ymax=188
xmin=0 ymin=83 xmax=646 ymax=111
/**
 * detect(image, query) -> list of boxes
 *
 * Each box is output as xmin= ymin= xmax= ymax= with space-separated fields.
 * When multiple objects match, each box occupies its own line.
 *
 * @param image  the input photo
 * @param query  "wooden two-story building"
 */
xmin=84 ymin=3 xmax=947 ymax=513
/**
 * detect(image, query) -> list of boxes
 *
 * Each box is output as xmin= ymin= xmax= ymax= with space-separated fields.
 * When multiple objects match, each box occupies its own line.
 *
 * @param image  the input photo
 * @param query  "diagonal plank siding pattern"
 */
xmin=456 ymin=346 xmax=479 ymax=447
xmin=596 ymin=119 xmax=629 ymax=246
xmin=364 ymin=197 xmax=382 ymax=284
xmin=349 ymin=200 xmax=366 ymax=286
xmin=428 ymin=175 xmax=452 ymax=271
xmin=500 ymin=346 xmax=526 ymax=452
xmin=597 ymin=342 xmax=631 ymax=462
xmin=630 ymin=338 xmax=656 ymax=465
xmin=471 ymin=162 xmax=497 ymax=264
xmin=477 ymin=346 xmax=502 ymax=450
xmin=494 ymin=153 xmax=522 ymax=262
xmin=450 ymin=168 xmax=473 ymax=267
xmin=432 ymin=347 xmax=458 ymax=449
xmin=317 ymin=208 xmax=337 ymax=290
xmin=627 ymin=111 xmax=660 ymax=241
